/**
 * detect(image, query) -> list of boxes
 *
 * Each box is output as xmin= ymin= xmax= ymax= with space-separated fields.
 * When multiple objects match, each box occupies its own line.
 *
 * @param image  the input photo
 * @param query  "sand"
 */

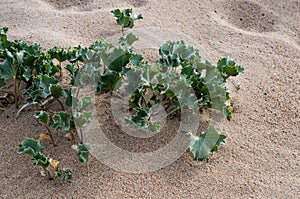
xmin=0 ymin=0 xmax=299 ymax=198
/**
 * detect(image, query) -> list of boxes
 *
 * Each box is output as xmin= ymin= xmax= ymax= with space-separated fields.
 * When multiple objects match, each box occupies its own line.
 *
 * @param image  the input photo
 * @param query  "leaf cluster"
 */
xmin=3 ymin=8 xmax=244 ymax=180
xmin=111 ymin=8 xmax=143 ymax=29
xmin=18 ymin=138 xmax=72 ymax=183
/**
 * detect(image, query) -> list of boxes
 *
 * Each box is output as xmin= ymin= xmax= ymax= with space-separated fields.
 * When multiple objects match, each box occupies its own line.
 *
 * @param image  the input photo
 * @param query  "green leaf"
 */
xmin=52 ymin=112 xmax=70 ymax=131
xmin=108 ymin=47 xmax=131 ymax=72
xmin=22 ymin=82 xmax=44 ymax=103
xmin=119 ymin=32 xmax=138 ymax=46
xmin=0 ymin=59 xmax=14 ymax=79
xmin=48 ymin=46 xmax=68 ymax=62
xmin=77 ymin=96 xmax=92 ymax=112
xmin=125 ymin=107 xmax=157 ymax=131
xmin=149 ymin=121 xmax=161 ymax=132
xmin=188 ymin=126 xmax=226 ymax=161
xmin=32 ymin=153 xmax=50 ymax=169
xmin=73 ymin=112 xmax=92 ymax=128
xmin=97 ymin=70 xmax=121 ymax=93
xmin=217 ymin=57 xmax=244 ymax=80
xmin=61 ymin=168 xmax=73 ymax=183
xmin=67 ymin=45 xmax=87 ymax=63
xmin=22 ymin=67 xmax=31 ymax=82
xmin=0 ymin=78 xmax=5 ymax=87
xmin=34 ymin=111 xmax=50 ymax=125
xmin=65 ymin=63 xmax=78 ymax=85
xmin=0 ymin=27 xmax=9 ymax=49
xmin=38 ymin=74 xmax=58 ymax=98
xmin=64 ymin=88 xmax=76 ymax=107
xmin=77 ymin=143 xmax=91 ymax=164
xmin=18 ymin=138 xmax=44 ymax=155
xmin=130 ymin=54 xmax=143 ymax=66
xmin=50 ymin=84 xmax=63 ymax=99
xmin=111 ymin=8 xmax=143 ymax=29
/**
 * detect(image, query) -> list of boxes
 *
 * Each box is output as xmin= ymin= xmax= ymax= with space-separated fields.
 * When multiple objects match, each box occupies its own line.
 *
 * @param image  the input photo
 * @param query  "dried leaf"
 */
xmin=65 ymin=133 xmax=73 ymax=141
xmin=39 ymin=169 xmax=46 ymax=177
xmin=71 ymin=145 xmax=78 ymax=151
xmin=49 ymin=158 xmax=60 ymax=171
xmin=39 ymin=133 xmax=51 ymax=141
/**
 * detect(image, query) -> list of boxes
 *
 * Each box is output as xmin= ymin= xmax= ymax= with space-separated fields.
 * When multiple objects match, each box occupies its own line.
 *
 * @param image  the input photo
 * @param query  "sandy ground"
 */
xmin=0 ymin=0 xmax=299 ymax=198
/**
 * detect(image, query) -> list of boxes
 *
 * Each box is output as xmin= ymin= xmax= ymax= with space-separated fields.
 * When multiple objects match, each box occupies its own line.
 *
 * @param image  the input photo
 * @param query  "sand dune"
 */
xmin=0 ymin=0 xmax=299 ymax=198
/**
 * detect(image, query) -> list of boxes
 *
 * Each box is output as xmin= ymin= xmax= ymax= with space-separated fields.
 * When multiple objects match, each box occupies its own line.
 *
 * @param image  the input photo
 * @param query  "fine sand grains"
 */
xmin=0 ymin=0 xmax=299 ymax=198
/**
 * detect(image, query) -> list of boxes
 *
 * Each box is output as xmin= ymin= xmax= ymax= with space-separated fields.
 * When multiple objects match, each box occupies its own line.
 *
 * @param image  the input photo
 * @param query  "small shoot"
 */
xmin=76 ymin=143 xmax=91 ymax=175
xmin=111 ymin=8 xmax=143 ymax=35
xmin=18 ymin=138 xmax=72 ymax=183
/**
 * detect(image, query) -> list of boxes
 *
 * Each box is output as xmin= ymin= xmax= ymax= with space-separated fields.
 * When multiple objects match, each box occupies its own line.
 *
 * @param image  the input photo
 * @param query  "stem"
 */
xmin=159 ymin=107 xmax=180 ymax=122
xmin=17 ymin=79 xmax=21 ymax=107
xmin=16 ymin=97 xmax=54 ymax=118
xmin=44 ymin=124 xmax=57 ymax=147
xmin=16 ymin=102 xmax=37 ymax=118
xmin=56 ymin=99 xmax=65 ymax=111
xmin=59 ymin=62 xmax=63 ymax=77
xmin=14 ymin=78 xmax=19 ymax=108
xmin=79 ymin=128 xmax=83 ymax=144
xmin=121 ymin=27 xmax=125 ymax=36
xmin=113 ymin=92 xmax=126 ymax=101
xmin=70 ymin=131 xmax=76 ymax=144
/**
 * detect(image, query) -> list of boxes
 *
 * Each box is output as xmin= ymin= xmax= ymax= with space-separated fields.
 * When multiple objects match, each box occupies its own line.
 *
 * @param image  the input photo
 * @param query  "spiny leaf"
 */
xmin=119 ymin=32 xmax=138 ymax=46
xmin=48 ymin=46 xmax=68 ymax=62
xmin=32 ymin=153 xmax=50 ymax=169
xmin=130 ymin=53 xmax=143 ymax=66
xmin=0 ymin=27 xmax=9 ymax=52
xmin=77 ymin=143 xmax=91 ymax=164
xmin=22 ymin=67 xmax=31 ymax=82
xmin=76 ymin=96 xmax=92 ymax=112
xmin=57 ymin=168 xmax=73 ymax=183
xmin=37 ymin=74 xmax=58 ymax=98
xmin=18 ymin=138 xmax=44 ymax=155
xmin=111 ymin=8 xmax=143 ymax=29
xmin=108 ymin=47 xmax=131 ymax=73
xmin=188 ymin=125 xmax=226 ymax=161
xmin=73 ymin=112 xmax=92 ymax=128
xmin=52 ymin=112 xmax=70 ymax=131
xmin=97 ymin=70 xmax=121 ymax=93
xmin=64 ymin=88 xmax=76 ymax=107
xmin=65 ymin=63 xmax=78 ymax=85
xmin=217 ymin=57 xmax=244 ymax=81
xmin=0 ymin=59 xmax=14 ymax=80
xmin=50 ymin=84 xmax=63 ymax=99
xmin=34 ymin=111 xmax=50 ymax=125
